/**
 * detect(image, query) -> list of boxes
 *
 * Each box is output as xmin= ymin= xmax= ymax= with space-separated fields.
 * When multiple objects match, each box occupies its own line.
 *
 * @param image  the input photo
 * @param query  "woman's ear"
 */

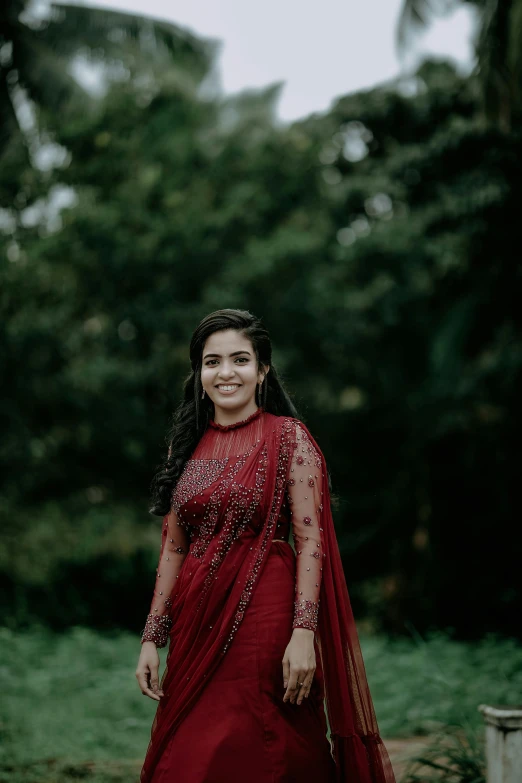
xmin=259 ymin=365 xmax=270 ymax=383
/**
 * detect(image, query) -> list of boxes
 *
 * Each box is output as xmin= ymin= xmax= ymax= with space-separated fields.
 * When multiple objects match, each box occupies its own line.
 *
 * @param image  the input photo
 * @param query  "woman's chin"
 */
xmin=211 ymin=393 xmax=252 ymax=410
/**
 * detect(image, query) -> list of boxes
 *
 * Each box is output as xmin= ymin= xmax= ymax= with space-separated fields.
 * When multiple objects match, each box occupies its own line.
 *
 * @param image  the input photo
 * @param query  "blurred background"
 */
xmin=1 ymin=1 xmax=521 ymax=781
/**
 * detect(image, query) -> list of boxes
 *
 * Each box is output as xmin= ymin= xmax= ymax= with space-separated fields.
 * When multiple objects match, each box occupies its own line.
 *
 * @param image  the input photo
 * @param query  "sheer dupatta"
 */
xmin=140 ymin=415 xmax=396 ymax=783
xmin=140 ymin=415 xmax=291 ymax=783
xmin=297 ymin=420 xmax=396 ymax=783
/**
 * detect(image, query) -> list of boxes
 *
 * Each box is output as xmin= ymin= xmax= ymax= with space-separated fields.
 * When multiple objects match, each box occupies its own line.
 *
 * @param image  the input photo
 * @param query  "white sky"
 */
xmin=68 ymin=0 xmax=476 ymax=122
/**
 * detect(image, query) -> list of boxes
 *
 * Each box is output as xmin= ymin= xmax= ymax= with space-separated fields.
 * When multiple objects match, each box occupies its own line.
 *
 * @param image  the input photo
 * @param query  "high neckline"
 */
xmin=209 ymin=407 xmax=264 ymax=432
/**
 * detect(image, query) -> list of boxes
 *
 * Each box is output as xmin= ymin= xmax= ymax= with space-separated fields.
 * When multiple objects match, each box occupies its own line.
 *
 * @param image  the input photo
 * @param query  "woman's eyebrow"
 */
xmin=203 ymin=350 xmax=252 ymax=360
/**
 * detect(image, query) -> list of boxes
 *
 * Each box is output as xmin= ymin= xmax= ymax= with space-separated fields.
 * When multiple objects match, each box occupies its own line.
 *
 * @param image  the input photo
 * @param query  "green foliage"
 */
xmin=1 ymin=4 xmax=521 ymax=640
xmin=1 ymin=628 xmax=520 ymax=780
xmin=398 ymin=0 xmax=522 ymax=130
xmin=402 ymin=726 xmax=485 ymax=783
xmin=0 ymin=0 xmax=213 ymax=160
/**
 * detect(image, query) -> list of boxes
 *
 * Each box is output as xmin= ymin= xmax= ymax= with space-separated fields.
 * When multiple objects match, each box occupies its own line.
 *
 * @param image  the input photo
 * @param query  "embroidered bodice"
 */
xmin=141 ymin=408 xmax=324 ymax=646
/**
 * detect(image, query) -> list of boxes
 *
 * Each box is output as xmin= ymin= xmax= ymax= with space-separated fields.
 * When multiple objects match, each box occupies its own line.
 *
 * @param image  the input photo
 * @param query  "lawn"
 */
xmin=0 ymin=625 xmax=520 ymax=782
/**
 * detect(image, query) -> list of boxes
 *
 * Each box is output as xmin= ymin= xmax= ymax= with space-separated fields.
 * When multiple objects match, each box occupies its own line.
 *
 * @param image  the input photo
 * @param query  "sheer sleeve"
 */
xmin=140 ymin=507 xmax=190 ymax=647
xmin=287 ymin=422 xmax=324 ymax=632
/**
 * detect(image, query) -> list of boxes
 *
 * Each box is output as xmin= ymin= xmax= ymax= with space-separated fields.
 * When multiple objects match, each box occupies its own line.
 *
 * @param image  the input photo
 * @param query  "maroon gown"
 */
xmin=139 ymin=408 xmax=396 ymax=783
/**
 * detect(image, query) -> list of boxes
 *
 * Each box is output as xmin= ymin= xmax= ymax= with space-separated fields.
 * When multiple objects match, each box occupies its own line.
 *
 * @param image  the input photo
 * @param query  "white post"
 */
xmin=478 ymin=704 xmax=522 ymax=783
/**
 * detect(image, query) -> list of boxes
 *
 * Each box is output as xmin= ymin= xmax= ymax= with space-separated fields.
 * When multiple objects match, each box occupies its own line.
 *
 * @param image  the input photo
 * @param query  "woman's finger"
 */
xmin=136 ymin=667 xmax=161 ymax=701
xmin=282 ymin=656 xmax=290 ymax=691
xmin=289 ymin=669 xmax=305 ymax=704
xmin=296 ymin=669 xmax=315 ymax=705
xmin=283 ymin=667 xmax=300 ymax=703
xmin=150 ymin=664 xmax=161 ymax=695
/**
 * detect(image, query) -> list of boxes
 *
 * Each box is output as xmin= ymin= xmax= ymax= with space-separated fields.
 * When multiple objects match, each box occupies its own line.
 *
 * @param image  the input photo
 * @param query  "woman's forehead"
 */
xmin=203 ymin=330 xmax=252 ymax=354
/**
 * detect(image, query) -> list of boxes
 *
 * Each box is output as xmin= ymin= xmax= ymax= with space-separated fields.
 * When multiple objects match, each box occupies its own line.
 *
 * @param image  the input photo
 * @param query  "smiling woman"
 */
xmin=201 ymin=330 xmax=269 ymax=425
xmin=136 ymin=308 xmax=396 ymax=783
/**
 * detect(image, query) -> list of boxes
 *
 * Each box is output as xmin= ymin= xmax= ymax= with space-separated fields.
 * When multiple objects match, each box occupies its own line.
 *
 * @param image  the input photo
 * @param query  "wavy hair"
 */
xmin=149 ymin=308 xmax=301 ymax=516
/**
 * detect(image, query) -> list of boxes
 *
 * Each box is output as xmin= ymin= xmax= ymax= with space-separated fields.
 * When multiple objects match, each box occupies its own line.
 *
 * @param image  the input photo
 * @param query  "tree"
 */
xmin=2 ymin=52 xmax=521 ymax=639
xmin=397 ymin=0 xmax=522 ymax=129
xmin=0 ymin=0 xmax=212 ymax=162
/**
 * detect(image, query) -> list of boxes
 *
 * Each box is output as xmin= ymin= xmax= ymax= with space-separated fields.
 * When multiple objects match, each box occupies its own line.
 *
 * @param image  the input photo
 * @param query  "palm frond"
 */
xmin=507 ymin=0 xmax=522 ymax=107
xmin=476 ymin=0 xmax=517 ymax=130
xmin=13 ymin=28 xmax=89 ymax=116
xmin=0 ymin=0 xmax=218 ymax=162
xmin=396 ymin=0 xmax=459 ymax=51
xmin=47 ymin=2 xmax=214 ymax=80
xmin=0 ymin=74 xmax=27 ymax=165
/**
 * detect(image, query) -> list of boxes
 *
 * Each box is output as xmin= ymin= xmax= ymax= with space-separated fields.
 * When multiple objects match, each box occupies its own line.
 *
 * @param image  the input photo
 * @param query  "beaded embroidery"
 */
xmin=293 ymin=598 xmax=320 ymax=631
xmin=141 ymin=613 xmax=172 ymax=648
xmin=141 ymin=413 xmax=326 ymax=649
xmin=172 ymin=458 xmax=229 ymax=514
xmin=287 ymin=422 xmax=324 ymax=632
xmin=222 ymin=420 xmax=293 ymax=654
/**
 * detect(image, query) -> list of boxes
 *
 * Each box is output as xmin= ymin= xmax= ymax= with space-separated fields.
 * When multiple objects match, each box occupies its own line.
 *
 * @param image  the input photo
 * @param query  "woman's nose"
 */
xmin=218 ymin=365 xmax=236 ymax=379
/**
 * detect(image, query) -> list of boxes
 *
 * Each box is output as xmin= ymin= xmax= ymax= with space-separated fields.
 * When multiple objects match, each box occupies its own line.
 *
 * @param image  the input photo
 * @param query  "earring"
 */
xmin=201 ymin=388 xmax=205 ymax=399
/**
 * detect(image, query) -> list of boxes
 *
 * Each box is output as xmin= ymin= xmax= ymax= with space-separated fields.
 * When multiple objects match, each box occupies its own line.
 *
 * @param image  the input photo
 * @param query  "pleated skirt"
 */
xmin=152 ymin=540 xmax=336 ymax=783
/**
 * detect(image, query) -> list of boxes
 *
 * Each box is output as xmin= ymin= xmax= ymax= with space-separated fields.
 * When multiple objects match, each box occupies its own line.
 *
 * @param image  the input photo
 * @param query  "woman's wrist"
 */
xmin=141 ymin=613 xmax=172 ymax=647
xmin=292 ymin=627 xmax=315 ymax=637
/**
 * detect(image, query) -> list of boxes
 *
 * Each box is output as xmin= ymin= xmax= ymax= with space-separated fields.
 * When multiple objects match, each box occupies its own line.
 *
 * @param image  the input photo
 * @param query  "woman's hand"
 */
xmin=136 ymin=641 xmax=164 ymax=701
xmin=282 ymin=628 xmax=316 ymax=705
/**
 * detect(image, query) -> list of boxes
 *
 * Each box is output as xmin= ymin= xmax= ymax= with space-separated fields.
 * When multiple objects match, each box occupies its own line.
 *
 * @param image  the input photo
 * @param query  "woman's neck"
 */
xmin=210 ymin=403 xmax=262 ymax=430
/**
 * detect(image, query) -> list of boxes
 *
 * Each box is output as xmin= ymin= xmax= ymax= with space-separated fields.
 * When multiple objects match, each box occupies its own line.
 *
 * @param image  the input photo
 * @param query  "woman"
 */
xmin=136 ymin=308 xmax=396 ymax=783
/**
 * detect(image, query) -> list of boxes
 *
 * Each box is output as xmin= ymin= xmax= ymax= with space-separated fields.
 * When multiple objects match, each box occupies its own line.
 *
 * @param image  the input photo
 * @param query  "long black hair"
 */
xmin=149 ymin=308 xmax=301 ymax=516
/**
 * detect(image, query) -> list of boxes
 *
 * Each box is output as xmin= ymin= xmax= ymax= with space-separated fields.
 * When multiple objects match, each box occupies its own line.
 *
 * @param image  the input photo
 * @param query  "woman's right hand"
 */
xmin=136 ymin=641 xmax=163 ymax=701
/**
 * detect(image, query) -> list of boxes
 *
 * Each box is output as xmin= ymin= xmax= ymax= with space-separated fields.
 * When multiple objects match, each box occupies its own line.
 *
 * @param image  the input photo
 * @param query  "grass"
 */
xmin=357 ymin=627 xmax=522 ymax=738
xmin=0 ymin=625 xmax=520 ymax=782
xmin=401 ymin=725 xmax=486 ymax=783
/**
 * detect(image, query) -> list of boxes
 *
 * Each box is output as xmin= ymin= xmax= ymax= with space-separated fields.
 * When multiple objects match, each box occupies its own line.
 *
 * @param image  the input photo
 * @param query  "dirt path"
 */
xmin=385 ymin=735 xmax=435 ymax=779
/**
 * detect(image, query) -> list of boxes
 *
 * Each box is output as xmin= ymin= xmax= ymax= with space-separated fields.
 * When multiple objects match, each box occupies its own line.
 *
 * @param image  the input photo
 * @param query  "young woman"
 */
xmin=136 ymin=309 xmax=396 ymax=783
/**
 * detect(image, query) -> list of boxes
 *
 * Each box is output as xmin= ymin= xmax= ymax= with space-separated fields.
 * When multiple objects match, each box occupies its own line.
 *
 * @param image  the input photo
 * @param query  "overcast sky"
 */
xmin=74 ymin=0 xmax=476 ymax=121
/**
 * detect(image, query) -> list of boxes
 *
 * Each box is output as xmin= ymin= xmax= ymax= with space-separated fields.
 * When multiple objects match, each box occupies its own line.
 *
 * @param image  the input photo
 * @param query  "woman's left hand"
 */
xmin=282 ymin=628 xmax=316 ymax=705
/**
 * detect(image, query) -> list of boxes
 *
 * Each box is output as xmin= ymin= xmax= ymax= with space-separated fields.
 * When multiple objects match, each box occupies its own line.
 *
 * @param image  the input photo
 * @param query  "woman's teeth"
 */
xmin=217 ymin=384 xmax=240 ymax=391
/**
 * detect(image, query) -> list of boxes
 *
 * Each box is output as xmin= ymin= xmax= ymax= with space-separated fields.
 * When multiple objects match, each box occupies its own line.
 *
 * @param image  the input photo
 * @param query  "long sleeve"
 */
xmin=287 ymin=422 xmax=324 ymax=631
xmin=141 ymin=508 xmax=190 ymax=647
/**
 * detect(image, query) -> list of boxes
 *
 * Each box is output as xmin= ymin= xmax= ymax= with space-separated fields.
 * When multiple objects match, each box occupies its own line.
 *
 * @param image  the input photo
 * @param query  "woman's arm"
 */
xmin=140 ymin=508 xmax=190 ymax=647
xmin=282 ymin=421 xmax=324 ymax=705
xmin=288 ymin=422 xmax=324 ymax=631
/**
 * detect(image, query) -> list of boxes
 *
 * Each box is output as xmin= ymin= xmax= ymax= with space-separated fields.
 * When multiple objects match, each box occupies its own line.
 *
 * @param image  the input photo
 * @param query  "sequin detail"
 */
xmin=172 ymin=458 xmax=228 ymax=513
xmin=287 ymin=422 xmax=324 ymax=631
xmin=221 ymin=419 xmax=295 ymax=654
xmin=195 ymin=442 xmax=268 ymax=611
xmin=141 ymin=613 xmax=172 ymax=647
xmin=141 ymin=414 xmax=325 ymax=650
xmin=293 ymin=598 xmax=320 ymax=631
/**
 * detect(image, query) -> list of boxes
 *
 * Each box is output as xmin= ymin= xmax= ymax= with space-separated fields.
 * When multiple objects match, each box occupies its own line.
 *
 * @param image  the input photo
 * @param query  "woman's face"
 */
xmin=200 ymin=329 xmax=268 ymax=416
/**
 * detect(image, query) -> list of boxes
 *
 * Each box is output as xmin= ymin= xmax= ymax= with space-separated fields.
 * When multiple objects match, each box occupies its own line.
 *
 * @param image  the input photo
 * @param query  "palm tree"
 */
xmin=0 ymin=0 xmax=213 ymax=161
xmin=397 ymin=0 xmax=522 ymax=131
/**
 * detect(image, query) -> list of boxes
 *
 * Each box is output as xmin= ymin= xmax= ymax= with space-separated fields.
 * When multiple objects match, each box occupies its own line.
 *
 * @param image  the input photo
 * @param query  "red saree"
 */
xmin=140 ymin=407 xmax=396 ymax=783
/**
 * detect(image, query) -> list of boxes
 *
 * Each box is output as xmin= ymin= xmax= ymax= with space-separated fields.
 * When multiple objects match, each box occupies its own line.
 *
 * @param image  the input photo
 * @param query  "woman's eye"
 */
xmin=205 ymin=357 xmax=248 ymax=366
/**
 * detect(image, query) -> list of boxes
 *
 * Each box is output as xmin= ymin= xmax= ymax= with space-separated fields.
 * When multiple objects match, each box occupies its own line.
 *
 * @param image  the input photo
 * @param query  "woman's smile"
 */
xmin=215 ymin=383 xmax=242 ymax=395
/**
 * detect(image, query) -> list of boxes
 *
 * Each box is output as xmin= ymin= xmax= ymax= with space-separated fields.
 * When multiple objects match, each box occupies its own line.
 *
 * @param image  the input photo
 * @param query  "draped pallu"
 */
xmin=140 ymin=409 xmax=396 ymax=783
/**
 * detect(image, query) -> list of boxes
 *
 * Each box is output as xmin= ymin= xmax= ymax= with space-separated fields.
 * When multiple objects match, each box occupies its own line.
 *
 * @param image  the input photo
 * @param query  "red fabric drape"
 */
xmin=299 ymin=420 xmax=396 ymax=782
xmin=140 ymin=414 xmax=396 ymax=783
